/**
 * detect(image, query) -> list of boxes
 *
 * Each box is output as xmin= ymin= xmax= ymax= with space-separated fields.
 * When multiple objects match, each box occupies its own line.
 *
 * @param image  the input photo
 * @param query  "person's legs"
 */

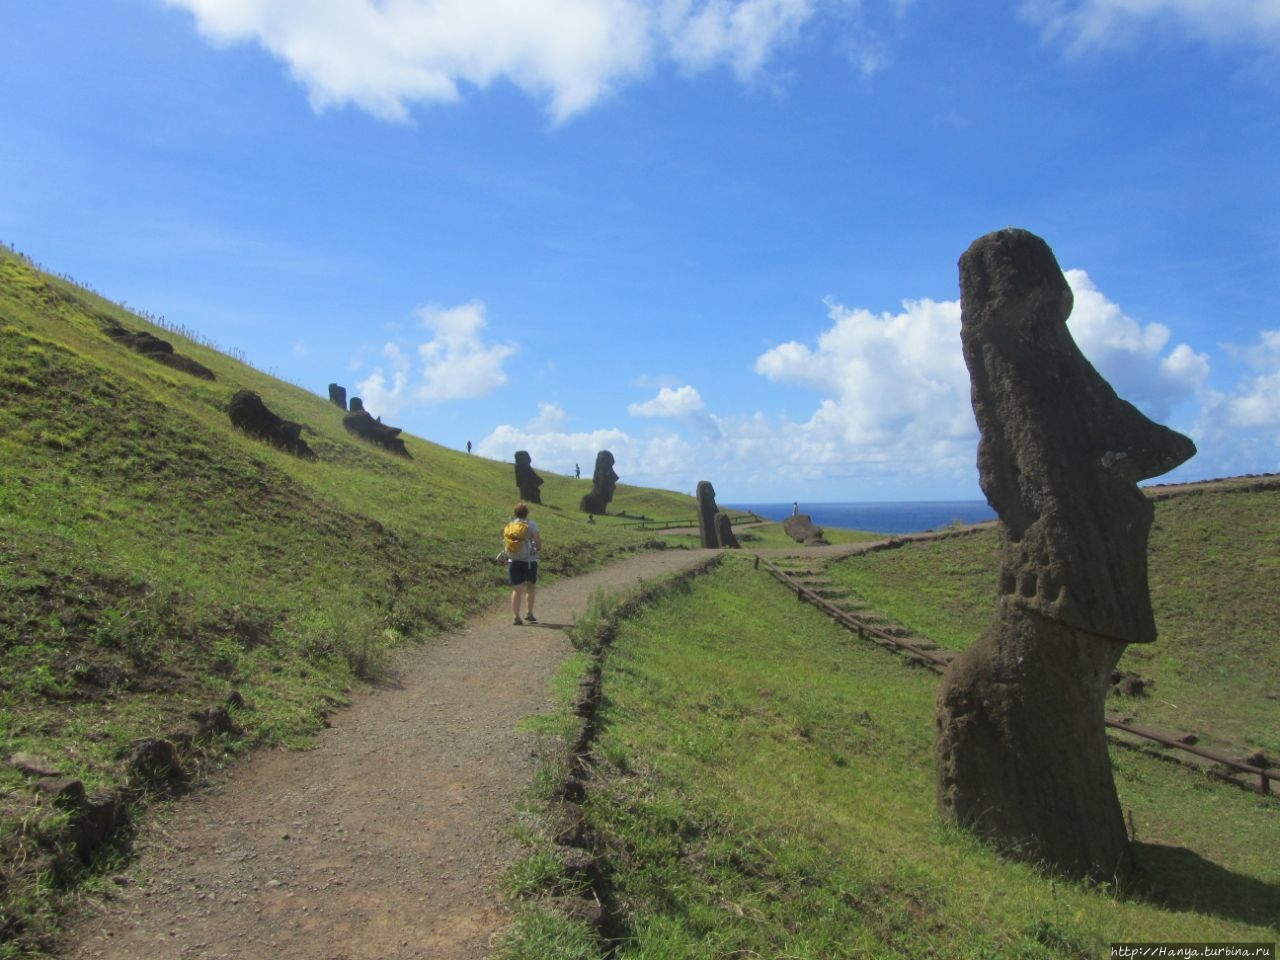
xmin=509 ymin=561 xmax=529 ymax=623
xmin=524 ymin=563 xmax=538 ymax=620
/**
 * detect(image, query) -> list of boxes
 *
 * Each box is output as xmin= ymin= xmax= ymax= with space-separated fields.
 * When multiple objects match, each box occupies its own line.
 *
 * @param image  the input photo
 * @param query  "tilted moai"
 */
xmin=579 ymin=450 xmax=618 ymax=515
xmin=328 ymin=383 xmax=348 ymax=410
xmin=342 ymin=397 xmax=410 ymax=457
xmin=935 ymin=229 xmax=1195 ymax=880
xmin=514 ymin=450 xmax=543 ymax=504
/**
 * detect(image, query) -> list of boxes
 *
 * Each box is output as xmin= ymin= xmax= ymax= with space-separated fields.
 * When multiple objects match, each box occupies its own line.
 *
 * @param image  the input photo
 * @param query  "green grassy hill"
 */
xmin=0 ymin=248 xmax=699 ymax=954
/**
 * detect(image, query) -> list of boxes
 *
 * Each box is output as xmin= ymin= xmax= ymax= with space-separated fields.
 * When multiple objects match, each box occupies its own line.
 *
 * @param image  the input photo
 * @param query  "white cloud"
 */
xmin=1063 ymin=269 xmax=1208 ymax=420
xmin=756 ymin=295 xmax=971 ymax=449
xmin=354 ymin=300 xmax=516 ymax=416
xmin=628 ymin=384 xmax=723 ymax=439
xmin=490 ymin=274 xmax=1230 ymax=501
xmin=529 ymin=401 xmax=569 ymax=431
xmin=355 ymin=342 xmax=412 ymax=417
xmin=476 ymin=422 xmax=649 ymax=478
xmin=414 ymin=301 xmax=518 ymax=401
xmin=1021 ymin=0 xmax=1280 ymax=55
xmin=659 ymin=0 xmax=813 ymax=79
xmin=164 ymin=0 xmax=822 ymax=122
xmin=1193 ymin=330 xmax=1280 ymax=466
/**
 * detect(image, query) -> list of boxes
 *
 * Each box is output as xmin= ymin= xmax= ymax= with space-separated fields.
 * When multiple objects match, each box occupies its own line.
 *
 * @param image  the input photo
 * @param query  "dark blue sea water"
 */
xmin=730 ymin=501 xmax=996 ymax=535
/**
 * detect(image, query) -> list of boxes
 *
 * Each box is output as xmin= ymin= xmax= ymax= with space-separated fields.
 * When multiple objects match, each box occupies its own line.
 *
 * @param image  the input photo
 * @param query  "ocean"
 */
xmin=730 ymin=500 xmax=996 ymax=536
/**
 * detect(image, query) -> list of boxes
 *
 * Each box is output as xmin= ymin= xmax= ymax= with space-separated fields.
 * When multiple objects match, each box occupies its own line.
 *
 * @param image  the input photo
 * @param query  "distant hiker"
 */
xmin=503 ymin=502 xmax=542 ymax=625
xmin=793 ymin=501 xmax=799 ymax=516
xmin=467 ymin=440 xmax=472 ymax=454
xmin=575 ymin=463 xmax=580 ymax=479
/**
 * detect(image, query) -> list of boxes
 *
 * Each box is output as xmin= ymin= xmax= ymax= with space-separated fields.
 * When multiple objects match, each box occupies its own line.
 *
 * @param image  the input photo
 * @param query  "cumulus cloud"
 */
xmin=628 ymin=384 xmax=723 ymax=439
xmin=489 ymin=273 xmax=1227 ymax=500
xmin=1188 ymin=329 xmax=1280 ymax=475
xmin=164 ymin=0 xmax=822 ymax=122
xmin=1021 ymin=0 xmax=1280 ymax=55
xmin=749 ymin=273 xmax=1208 ymax=491
xmin=1063 ymin=269 xmax=1208 ymax=420
xmin=476 ymin=422 xmax=655 ymax=479
xmin=355 ymin=300 xmax=516 ymax=416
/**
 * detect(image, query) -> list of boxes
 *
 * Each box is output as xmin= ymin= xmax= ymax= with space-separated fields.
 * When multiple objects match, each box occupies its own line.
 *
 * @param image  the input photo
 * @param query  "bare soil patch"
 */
xmin=59 ymin=549 xmax=717 ymax=960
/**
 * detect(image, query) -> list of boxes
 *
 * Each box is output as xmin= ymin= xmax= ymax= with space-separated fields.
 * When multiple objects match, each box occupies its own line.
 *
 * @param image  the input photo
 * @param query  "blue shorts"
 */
xmin=508 ymin=560 xmax=538 ymax=586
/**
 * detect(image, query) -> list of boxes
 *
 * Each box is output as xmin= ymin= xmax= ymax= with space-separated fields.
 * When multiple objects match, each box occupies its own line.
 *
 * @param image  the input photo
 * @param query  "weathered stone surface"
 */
xmin=579 ymin=451 xmax=618 ymax=515
xmin=696 ymin=480 xmax=720 ymax=548
xmin=935 ymin=228 xmax=1195 ymax=881
xmin=328 ymin=382 xmax=348 ymax=410
xmin=228 ymin=390 xmax=316 ymax=459
xmin=714 ymin=513 xmax=739 ymax=549
xmin=514 ymin=450 xmax=544 ymax=504
xmin=782 ymin=514 xmax=827 ymax=546
xmin=342 ymin=397 xmax=410 ymax=457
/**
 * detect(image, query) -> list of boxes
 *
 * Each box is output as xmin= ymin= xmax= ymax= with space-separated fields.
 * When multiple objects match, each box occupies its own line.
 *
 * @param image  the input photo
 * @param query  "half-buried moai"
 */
xmin=579 ymin=450 xmax=618 ymax=515
xmin=328 ymin=383 xmax=347 ymax=410
xmin=514 ymin=450 xmax=543 ymax=504
xmin=342 ymin=397 xmax=410 ymax=458
xmin=935 ymin=229 xmax=1195 ymax=881
xmin=695 ymin=481 xmax=739 ymax=549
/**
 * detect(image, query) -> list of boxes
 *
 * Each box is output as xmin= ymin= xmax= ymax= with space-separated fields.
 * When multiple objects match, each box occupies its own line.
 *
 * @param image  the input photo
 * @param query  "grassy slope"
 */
xmin=0 ymin=250 xmax=699 ymax=954
xmin=512 ymin=556 xmax=1277 ymax=959
xmin=823 ymin=492 xmax=1280 ymax=759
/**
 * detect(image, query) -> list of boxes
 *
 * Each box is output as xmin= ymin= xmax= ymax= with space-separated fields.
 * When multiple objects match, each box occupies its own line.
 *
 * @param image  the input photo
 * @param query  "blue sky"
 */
xmin=3 ymin=1 xmax=1278 ymax=502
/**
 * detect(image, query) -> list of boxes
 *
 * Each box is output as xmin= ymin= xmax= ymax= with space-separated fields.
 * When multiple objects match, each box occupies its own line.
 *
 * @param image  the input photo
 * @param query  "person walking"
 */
xmin=503 ymin=502 xmax=542 ymax=625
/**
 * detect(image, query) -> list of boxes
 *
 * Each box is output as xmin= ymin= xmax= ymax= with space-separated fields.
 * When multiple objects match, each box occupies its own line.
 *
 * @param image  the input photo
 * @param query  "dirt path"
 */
xmin=60 ymin=549 xmax=719 ymax=960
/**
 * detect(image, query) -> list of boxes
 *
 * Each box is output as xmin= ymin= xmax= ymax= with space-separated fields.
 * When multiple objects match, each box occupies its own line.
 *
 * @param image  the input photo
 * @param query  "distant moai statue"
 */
xmin=696 ymin=481 xmax=720 ymax=548
xmin=342 ymin=397 xmax=410 ymax=457
xmin=579 ymin=450 xmax=618 ymax=515
xmin=328 ymin=383 xmax=347 ymax=410
xmin=694 ymin=481 xmax=738 ymax=548
xmin=935 ymin=229 xmax=1195 ymax=881
xmin=514 ymin=450 xmax=544 ymax=504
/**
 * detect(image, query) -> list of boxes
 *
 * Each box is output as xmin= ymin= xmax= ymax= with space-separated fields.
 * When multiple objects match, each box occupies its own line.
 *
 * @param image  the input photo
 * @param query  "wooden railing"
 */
xmin=754 ymin=553 xmax=1278 ymax=796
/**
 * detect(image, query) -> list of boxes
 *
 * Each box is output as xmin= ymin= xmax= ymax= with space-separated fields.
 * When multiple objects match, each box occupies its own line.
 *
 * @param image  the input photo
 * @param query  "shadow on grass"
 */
xmin=1133 ymin=841 xmax=1280 ymax=930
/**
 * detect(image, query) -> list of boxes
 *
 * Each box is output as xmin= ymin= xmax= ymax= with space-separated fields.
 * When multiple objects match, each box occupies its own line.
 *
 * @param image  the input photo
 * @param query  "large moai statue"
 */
xmin=328 ymin=383 xmax=348 ymax=410
xmin=514 ymin=450 xmax=543 ymax=504
xmin=579 ymin=450 xmax=618 ymax=515
xmin=935 ymin=229 xmax=1195 ymax=880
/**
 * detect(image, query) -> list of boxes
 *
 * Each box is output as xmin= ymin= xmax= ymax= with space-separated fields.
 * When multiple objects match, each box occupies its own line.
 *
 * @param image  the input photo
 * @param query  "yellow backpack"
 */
xmin=503 ymin=518 xmax=530 ymax=555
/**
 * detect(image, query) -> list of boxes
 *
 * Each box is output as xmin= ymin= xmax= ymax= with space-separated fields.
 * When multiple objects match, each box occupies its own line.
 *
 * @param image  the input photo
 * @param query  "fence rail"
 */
xmin=617 ymin=512 xmax=761 ymax=531
xmin=754 ymin=553 xmax=1277 ymax=796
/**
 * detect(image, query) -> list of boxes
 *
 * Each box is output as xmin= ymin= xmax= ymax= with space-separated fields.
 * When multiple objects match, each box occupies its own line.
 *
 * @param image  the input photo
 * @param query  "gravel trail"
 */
xmin=60 ymin=549 xmax=718 ymax=960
